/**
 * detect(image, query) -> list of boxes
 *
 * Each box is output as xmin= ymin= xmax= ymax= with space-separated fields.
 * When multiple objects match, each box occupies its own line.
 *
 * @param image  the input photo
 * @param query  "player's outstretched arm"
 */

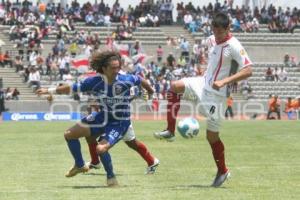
xmin=213 ymin=65 xmax=253 ymax=90
xmin=141 ymin=78 xmax=154 ymax=97
xmin=36 ymin=84 xmax=72 ymax=96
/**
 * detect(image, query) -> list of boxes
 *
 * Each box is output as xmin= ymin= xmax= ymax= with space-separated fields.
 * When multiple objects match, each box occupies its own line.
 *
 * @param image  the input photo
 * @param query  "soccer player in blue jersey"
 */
xmin=36 ymin=51 xmax=159 ymax=186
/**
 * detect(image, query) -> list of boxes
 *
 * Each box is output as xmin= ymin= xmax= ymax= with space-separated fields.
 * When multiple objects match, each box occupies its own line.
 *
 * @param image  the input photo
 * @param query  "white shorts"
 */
xmin=122 ymin=124 xmax=136 ymax=141
xmin=182 ymin=76 xmax=226 ymax=132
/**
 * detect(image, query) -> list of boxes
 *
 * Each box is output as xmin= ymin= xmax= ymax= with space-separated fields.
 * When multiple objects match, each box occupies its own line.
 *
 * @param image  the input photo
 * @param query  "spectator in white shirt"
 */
xmin=84 ymin=44 xmax=93 ymax=58
xmin=85 ymin=12 xmax=94 ymax=25
xmin=58 ymin=53 xmax=67 ymax=80
xmin=63 ymin=71 xmax=74 ymax=86
xmin=29 ymin=51 xmax=37 ymax=67
xmin=28 ymin=67 xmax=41 ymax=90
xmin=278 ymin=66 xmax=288 ymax=82
xmin=184 ymin=12 xmax=193 ymax=29
xmin=104 ymin=13 xmax=111 ymax=26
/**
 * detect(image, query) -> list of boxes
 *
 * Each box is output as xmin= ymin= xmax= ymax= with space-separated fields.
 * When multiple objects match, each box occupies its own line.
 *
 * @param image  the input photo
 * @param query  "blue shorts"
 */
xmin=81 ymin=112 xmax=131 ymax=146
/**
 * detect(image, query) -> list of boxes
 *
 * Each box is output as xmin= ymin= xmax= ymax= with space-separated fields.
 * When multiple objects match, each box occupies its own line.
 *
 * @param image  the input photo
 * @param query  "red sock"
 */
xmin=167 ymin=91 xmax=181 ymax=134
xmin=88 ymin=142 xmax=100 ymax=165
xmin=210 ymin=140 xmax=228 ymax=174
xmin=136 ymin=141 xmax=154 ymax=166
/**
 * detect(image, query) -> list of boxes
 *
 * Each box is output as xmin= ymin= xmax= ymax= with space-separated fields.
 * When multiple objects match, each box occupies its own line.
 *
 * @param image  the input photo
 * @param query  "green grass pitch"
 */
xmin=0 ymin=120 xmax=299 ymax=200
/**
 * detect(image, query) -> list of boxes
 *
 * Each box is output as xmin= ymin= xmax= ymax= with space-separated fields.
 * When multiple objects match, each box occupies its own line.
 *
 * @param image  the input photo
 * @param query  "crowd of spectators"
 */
xmin=178 ymin=0 xmax=299 ymax=34
xmin=263 ymin=53 xmax=300 ymax=82
xmin=265 ymin=66 xmax=288 ymax=82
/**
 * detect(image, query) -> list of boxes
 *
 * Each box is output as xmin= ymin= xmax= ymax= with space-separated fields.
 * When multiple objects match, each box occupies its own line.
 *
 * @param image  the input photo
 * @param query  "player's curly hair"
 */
xmin=90 ymin=50 xmax=122 ymax=74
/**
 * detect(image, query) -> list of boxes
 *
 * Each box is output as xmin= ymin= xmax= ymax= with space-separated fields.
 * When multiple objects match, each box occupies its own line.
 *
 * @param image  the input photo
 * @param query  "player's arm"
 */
xmin=36 ymin=84 xmax=72 ymax=96
xmin=213 ymin=42 xmax=253 ymax=90
xmin=213 ymin=66 xmax=252 ymax=90
xmin=141 ymin=78 xmax=154 ymax=96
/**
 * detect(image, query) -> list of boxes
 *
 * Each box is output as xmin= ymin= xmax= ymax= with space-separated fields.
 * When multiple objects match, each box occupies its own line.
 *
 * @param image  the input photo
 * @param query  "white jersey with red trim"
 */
xmin=203 ymin=34 xmax=252 ymax=97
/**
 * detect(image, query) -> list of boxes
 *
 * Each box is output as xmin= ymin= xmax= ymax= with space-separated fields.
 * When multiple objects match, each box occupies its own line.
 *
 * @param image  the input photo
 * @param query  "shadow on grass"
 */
xmin=61 ymin=185 xmax=139 ymax=189
xmin=73 ymin=185 xmax=107 ymax=189
xmin=169 ymin=185 xmax=229 ymax=190
xmin=83 ymin=172 xmax=124 ymax=176
xmin=82 ymin=172 xmax=105 ymax=176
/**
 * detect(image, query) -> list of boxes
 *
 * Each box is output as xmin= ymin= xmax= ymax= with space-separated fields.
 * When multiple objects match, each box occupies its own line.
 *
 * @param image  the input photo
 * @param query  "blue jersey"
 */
xmin=73 ymin=73 xmax=141 ymax=121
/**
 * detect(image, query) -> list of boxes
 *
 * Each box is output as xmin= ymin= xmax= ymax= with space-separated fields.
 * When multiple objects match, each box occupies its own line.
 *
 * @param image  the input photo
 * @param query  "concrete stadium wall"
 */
xmin=246 ymin=46 xmax=300 ymax=63
xmin=5 ymin=99 xmax=273 ymax=116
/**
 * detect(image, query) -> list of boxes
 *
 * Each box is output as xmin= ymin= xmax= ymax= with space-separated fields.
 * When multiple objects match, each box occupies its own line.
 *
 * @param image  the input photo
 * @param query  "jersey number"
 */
xmin=209 ymin=106 xmax=216 ymax=114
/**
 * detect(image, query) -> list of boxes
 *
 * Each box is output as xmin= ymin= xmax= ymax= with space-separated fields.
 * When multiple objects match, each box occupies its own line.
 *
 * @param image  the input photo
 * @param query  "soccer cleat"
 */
xmin=145 ymin=158 xmax=160 ymax=174
xmin=211 ymin=170 xmax=231 ymax=187
xmin=107 ymin=176 xmax=119 ymax=187
xmin=86 ymin=161 xmax=101 ymax=169
xmin=153 ymin=130 xmax=175 ymax=142
xmin=65 ymin=165 xmax=89 ymax=177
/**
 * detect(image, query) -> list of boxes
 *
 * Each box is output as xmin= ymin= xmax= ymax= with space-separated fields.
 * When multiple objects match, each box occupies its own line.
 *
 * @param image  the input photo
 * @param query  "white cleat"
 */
xmin=211 ymin=170 xmax=231 ymax=187
xmin=145 ymin=158 xmax=160 ymax=174
xmin=86 ymin=161 xmax=101 ymax=169
xmin=153 ymin=130 xmax=175 ymax=142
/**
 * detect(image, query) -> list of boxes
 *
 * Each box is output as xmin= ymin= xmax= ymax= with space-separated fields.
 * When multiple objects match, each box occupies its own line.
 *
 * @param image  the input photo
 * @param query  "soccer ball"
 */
xmin=177 ymin=117 xmax=200 ymax=138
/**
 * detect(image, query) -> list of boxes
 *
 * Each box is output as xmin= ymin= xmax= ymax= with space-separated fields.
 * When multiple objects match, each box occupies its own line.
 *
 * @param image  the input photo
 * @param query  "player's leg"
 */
xmin=201 ymin=91 xmax=229 ymax=187
xmin=64 ymin=123 xmax=91 ymax=177
xmin=95 ymin=123 xmax=130 ymax=186
xmin=154 ymin=76 xmax=205 ymax=141
xmin=154 ymin=80 xmax=185 ymax=141
xmin=207 ymin=129 xmax=230 ymax=187
xmin=123 ymin=124 xmax=159 ymax=174
xmin=85 ymin=135 xmax=101 ymax=169
xmin=65 ymin=111 xmax=105 ymax=177
xmin=96 ymin=139 xmax=118 ymax=187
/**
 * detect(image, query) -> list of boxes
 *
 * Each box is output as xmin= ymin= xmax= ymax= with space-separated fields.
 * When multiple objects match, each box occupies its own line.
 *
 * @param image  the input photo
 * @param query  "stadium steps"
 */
xmin=247 ymin=63 xmax=300 ymax=99
xmin=0 ymin=67 xmax=40 ymax=100
xmin=160 ymin=25 xmax=195 ymax=50
xmin=231 ymin=93 xmax=245 ymax=100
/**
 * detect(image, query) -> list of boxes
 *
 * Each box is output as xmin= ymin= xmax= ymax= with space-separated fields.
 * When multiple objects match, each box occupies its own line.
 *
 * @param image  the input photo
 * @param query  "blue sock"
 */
xmin=66 ymin=139 xmax=84 ymax=168
xmin=99 ymin=152 xmax=115 ymax=179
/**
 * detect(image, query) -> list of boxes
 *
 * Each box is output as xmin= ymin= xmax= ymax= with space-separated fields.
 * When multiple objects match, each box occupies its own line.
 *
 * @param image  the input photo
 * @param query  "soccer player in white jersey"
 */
xmin=154 ymin=12 xmax=253 ymax=187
